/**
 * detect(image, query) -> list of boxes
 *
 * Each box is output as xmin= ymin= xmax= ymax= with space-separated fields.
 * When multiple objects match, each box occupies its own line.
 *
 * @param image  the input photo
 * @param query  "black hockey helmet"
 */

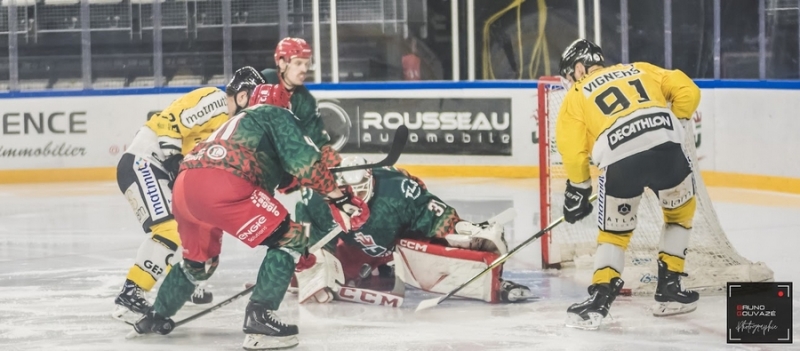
xmin=225 ymin=66 xmax=266 ymax=97
xmin=559 ymin=39 xmax=605 ymax=81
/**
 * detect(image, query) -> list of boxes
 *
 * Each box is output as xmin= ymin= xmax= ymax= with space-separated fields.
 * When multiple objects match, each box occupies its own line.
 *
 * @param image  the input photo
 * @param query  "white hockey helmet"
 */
xmin=336 ymin=156 xmax=374 ymax=202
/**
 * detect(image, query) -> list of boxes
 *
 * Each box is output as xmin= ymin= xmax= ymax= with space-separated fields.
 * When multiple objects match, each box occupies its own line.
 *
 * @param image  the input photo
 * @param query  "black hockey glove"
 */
xmin=563 ymin=180 xmax=593 ymax=224
xmin=162 ymin=154 xmax=184 ymax=187
xmin=133 ymin=309 xmax=175 ymax=335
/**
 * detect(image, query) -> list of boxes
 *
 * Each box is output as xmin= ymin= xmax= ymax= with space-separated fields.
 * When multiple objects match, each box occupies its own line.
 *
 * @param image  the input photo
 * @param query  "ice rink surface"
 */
xmin=1 ymin=178 xmax=798 ymax=351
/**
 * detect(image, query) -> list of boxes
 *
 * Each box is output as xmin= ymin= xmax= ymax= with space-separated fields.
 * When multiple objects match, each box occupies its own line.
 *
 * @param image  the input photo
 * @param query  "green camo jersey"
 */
xmin=181 ymin=104 xmax=336 ymax=195
xmin=295 ymin=167 xmax=460 ymax=257
xmin=261 ymin=69 xmax=330 ymax=149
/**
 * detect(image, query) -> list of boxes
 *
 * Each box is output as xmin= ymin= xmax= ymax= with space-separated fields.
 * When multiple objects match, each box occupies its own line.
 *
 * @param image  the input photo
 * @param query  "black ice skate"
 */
xmin=189 ymin=286 xmax=213 ymax=305
xmin=132 ymin=308 xmax=175 ymax=335
xmin=565 ymin=277 xmax=624 ymax=330
xmin=653 ymin=260 xmax=699 ymax=316
xmin=111 ymin=279 xmax=151 ymax=321
xmin=242 ymin=301 xmax=299 ymax=350
xmin=499 ymin=279 xmax=533 ymax=302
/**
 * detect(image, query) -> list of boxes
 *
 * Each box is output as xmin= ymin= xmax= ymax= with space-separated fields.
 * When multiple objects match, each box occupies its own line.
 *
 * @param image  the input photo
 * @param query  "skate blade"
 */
xmin=652 ymin=301 xmax=697 ymax=317
xmin=125 ymin=329 xmax=146 ymax=339
xmin=565 ymin=312 xmax=604 ymax=330
xmin=111 ymin=305 xmax=142 ymax=324
xmin=243 ymin=334 xmax=299 ymax=350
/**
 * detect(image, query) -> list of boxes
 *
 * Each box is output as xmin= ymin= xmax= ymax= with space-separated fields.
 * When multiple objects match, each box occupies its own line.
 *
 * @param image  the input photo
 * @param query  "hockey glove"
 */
xmin=563 ymin=180 xmax=593 ymax=224
xmin=133 ymin=309 xmax=175 ymax=335
xmin=277 ymin=174 xmax=301 ymax=194
xmin=162 ymin=154 xmax=184 ymax=188
xmin=327 ymin=188 xmax=370 ymax=231
xmin=295 ymin=252 xmax=317 ymax=272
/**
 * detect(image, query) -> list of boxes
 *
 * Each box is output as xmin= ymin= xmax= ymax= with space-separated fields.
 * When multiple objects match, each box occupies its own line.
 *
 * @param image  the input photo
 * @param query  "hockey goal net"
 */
xmin=537 ymin=76 xmax=773 ymax=295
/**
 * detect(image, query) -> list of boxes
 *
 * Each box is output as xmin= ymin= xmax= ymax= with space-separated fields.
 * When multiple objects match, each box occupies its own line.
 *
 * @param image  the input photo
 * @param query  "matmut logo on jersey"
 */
xmin=180 ymin=91 xmax=227 ymax=128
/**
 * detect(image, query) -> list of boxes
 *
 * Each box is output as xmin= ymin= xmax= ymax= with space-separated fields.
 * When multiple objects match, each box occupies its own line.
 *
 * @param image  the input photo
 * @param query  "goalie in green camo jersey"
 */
xmin=130 ymin=84 xmax=369 ymax=351
xmin=293 ymin=156 xmax=534 ymax=306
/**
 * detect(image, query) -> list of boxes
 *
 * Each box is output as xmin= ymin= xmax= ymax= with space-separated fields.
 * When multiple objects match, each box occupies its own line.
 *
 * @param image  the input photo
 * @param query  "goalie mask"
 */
xmin=336 ymin=156 xmax=374 ymax=203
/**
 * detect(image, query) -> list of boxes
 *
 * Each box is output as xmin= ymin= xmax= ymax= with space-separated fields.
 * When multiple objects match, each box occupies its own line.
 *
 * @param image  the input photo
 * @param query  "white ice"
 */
xmin=0 ymin=179 xmax=797 ymax=351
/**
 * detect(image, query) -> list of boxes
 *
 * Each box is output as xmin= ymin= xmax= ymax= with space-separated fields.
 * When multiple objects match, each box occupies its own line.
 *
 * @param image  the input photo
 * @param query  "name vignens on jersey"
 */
xmin=583 ymin=66 xmax=642 ymax=95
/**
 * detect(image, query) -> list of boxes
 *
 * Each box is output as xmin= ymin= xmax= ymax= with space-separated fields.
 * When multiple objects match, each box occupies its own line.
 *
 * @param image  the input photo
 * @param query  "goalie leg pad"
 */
xmin=295 ymin=250 xmax=345 ymax=304
xmin=395 ymin=239 xmax=503 ymax=303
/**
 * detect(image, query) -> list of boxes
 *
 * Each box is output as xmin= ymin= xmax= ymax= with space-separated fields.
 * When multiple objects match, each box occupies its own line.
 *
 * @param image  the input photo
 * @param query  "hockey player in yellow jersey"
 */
xmin=555 ymin=39 xmax=701 ymax=330
xmin=112 ymin=67 xmax=265 ymax=321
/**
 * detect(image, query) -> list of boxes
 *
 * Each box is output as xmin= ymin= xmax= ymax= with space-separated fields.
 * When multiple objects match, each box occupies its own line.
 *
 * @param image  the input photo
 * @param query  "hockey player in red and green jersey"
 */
xmin=294 ymin=156 xmax=533 ymax=306
xmin=130 ymin=84 xmax=368 ymax=350
xmin=260 ymin=37 xmax=343 ymax=194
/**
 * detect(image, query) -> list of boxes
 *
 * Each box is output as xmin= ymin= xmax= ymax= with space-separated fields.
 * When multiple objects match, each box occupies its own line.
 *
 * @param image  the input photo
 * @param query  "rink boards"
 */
xmin=0 ymin=80 xmax=798 ymax=194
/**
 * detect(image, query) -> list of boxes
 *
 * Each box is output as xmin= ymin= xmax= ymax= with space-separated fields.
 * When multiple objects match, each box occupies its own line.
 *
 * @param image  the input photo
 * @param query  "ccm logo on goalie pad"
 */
xmin=337 ymin=287 xmax=402 ymax=307
xmin=398 ymin=239 xmax=428 ymax=252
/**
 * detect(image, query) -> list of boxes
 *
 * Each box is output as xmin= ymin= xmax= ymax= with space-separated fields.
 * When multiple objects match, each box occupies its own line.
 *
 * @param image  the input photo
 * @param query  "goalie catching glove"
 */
xmin=563 ymin=180 xmax=593 ymax=224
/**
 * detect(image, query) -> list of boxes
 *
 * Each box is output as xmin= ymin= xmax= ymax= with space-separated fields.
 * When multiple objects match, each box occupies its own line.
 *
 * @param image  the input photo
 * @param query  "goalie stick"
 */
xmin=415 ymin=194 xmax=598 ymax=312
xmin=126 ymin=128 xmax=410 ymax=337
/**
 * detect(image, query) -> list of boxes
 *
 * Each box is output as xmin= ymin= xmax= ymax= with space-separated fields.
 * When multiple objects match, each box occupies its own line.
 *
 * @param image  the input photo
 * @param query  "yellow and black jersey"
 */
xmin=126 ymin=87 xmax=229 ymax=167
xmin=145 ymin=87 xmax=229 ymax=157
xmin=555 ymin=62 xmax=701 ymax=183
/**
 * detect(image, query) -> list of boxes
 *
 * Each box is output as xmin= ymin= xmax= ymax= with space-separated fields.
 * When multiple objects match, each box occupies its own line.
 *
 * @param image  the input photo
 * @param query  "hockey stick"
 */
xmin=415 ymin=194 xmax=598 ymax=312
xmin=329 ymin=125 xmax=409 ymax=173
xmin=126 ymin=225 xmax=343 ymax=336
xmin=125 ymin=284 xmax=255 ymax=338
xmin=126 ymin=128 xmax=410 ymax=336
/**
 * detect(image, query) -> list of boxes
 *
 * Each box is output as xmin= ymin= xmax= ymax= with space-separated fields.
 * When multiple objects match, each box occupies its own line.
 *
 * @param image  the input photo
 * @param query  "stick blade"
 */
xmin=414 ymin=296 xmax=444 ymax=313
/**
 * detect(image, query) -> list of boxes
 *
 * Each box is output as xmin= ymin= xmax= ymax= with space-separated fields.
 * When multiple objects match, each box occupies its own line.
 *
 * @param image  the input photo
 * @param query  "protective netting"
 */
xmin=537 ymin=76 xmax=773 ymax=295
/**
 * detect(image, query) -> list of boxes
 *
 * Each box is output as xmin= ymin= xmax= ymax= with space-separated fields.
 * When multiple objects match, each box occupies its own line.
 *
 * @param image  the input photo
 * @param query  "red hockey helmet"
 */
xmin=248 ymin=84 xmax=292 ymax=109
xmin=274 ymin=37 xmax=312 ymax=66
